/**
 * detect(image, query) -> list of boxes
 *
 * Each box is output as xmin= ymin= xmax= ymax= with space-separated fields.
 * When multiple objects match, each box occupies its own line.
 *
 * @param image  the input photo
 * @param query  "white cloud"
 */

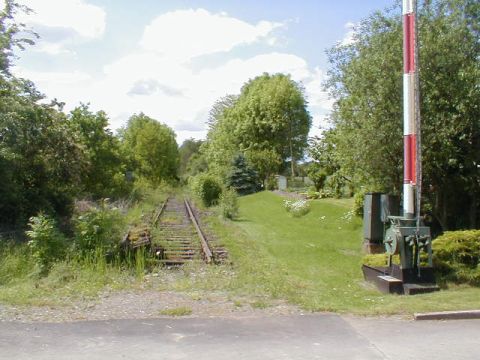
xmin=140 ymin=9 xmax=283 ymax=60
xmin=18 ymin=0 xmax=106 ymax=39
xmin=339 ymin=21 xmax=357 ymax=46
xmin=12 ymin=8 xmax=333 ymax=144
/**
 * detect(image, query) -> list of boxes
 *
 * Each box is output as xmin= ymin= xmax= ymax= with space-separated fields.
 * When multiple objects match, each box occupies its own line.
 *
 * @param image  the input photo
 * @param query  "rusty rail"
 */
xmin=184 ymin=199 xmax=213 ymax=264
xmin=152 ymin=197 xmax=169 ymax=226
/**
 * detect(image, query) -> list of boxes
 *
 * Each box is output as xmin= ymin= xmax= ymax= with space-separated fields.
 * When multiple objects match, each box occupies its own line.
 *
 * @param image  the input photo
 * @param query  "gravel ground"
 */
xmin=0 ymin=272 xmax=302 ymax=322
xmin=0 ymin=288 xmax=302 ymax=323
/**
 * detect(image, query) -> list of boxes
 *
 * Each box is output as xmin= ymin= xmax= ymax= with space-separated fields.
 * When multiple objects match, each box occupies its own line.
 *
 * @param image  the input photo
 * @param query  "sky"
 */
xmin=10 ymin=0 xmax=397 ymax=144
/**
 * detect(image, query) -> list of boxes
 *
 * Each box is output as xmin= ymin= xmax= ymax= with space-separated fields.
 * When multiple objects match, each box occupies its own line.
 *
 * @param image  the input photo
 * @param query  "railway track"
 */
xmin=122 ymin=195 xmax=228 ymax=266
xmin=154 ymin=196 xmax=226 ymax=266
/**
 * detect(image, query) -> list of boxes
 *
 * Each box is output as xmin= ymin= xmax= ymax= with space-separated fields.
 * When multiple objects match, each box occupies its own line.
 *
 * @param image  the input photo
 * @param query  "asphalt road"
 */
xmin=1 ymin=314 xmax=479 ymax=360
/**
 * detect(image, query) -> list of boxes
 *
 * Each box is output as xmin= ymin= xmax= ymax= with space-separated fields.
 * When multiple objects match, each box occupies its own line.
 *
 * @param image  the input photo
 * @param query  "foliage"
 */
xmin=190 ymin=173 xmax=223 ymax=207
xmin=362 ymin=253 xmax=400 ymax=267
xmin=226 ymin=154 xmax=259 ymax=195
xmin=353 ymin=189 xmax=367 ymax=217
xmin=0 ymin=1 xmax=37 ymax=75
xmin=306 ymin=163 xmax=327 ymax=192
xmin=283 ymin=199 xmax=311 ymax=217
xmin=433 ymin=230 xmax=480 ymax=285
xmin=245 ymin=148 xmax=282 ymax=185
xmin=219 ymin=188 xmax=239 ymax=220
xmin=178 ymin=138 xmax=204 ymax=177
xmin=322 ymin=0 xmax=480 ymax=229
xmin=69 ymin=104 xmax=130 ymax=198
xmin=120 ymin=113 xmax=179 ymax=185
xmin=203 ymin=74 xmax=311 ymax=179
xmin=0 ymin=78 xmax=86 ymax=226
xmin=26 ymin=214 xmax=67 ymax=274
xmin=73 ymin=200 xmax=125 ymax=256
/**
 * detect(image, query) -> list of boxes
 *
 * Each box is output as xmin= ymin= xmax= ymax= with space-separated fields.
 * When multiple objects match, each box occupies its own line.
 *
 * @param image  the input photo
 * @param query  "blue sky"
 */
xmin=12 ymin=0 xmax=396 ymax=143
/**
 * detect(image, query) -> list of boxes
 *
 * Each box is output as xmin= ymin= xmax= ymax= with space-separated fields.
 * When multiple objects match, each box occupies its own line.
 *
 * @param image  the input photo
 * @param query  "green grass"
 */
xmin=212 ymin=191 xmax=480 ymax=315
xmin=159 ymin=306 xmax=193 ymax=316
xmin=2 ymin=189 xmax=479 ymax=316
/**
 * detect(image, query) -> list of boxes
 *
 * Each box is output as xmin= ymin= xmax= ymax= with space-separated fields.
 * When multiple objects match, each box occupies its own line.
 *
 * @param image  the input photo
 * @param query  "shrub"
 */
xmin=74 ymin=200 xmax=125 ymax=256
xmin=283 ymin=199 xmax=310 ymax=217
xmin=26 ymin=214 xmax=67 ymax=274
xmin=266 ymin=176 xmax=277 ymax=191
xmin=306 ymin=189 xmax=320 ymax=199
xmin=190 ymin=174 xmax=223 ymax=207
xmin=353 ymin=190 xmax=367 ymax=217
xmin=433 ymin=230 xmax=480 ymax=285
xmin=325 ymin=173 xmax=345 ymax=198
xmin=220 ymin=188 xmax=239 ymax=220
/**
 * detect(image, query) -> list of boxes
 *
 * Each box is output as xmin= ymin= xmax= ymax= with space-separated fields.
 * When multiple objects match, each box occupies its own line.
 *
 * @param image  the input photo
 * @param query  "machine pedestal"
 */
xmin=362 ymin=264 xmax=439 ymax=295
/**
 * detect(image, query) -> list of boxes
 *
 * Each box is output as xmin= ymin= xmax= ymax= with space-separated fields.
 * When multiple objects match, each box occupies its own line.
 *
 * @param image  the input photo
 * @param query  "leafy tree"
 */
xmin=0 ymin=0 xmax=37 ymax=75
xmin=204 ymin=74 xmax=311 ymax=180
xmin=245 ymin=148 xmax=281 ymax=187
xmin=178 ymin=138 xmax=204 ymax=176
xmin=120 ymin=113 xmax=179 ymax=185
xmin=226 ymin=73 xmax=311 ymax=177
xmin=322 ymin=0 xmax=480 ymax=229
xmin=306 ymin=163 xmax=327 ymax=192
xmin=0 ymin=78 xmax=86 ymax=226
xmin=202 ymin=95 xmax=238 ymax=178
xmin=226 ymin=154 xmax=259 ymax=195
xmin=69 ymin=104 xmax=129 ymax=198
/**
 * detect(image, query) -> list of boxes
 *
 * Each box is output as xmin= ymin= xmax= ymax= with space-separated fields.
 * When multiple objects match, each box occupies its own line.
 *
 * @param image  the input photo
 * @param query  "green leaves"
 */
xmin=121 ymin=113 xmax=179 ymax=185
xmin=204 ymin=73 xmax=311 ymax=180
xmin=322 ymin=0 xmax=480 ymax=229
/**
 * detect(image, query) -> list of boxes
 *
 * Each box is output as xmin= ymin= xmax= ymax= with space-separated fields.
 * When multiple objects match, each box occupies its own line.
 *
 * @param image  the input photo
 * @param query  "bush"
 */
xmin=190 ymin=174 xmax=223 ymax=207
xmin=26 ymin=214 xmax=67 ymax=274
xmin=353 ymin=190 xmax=367 ymax=217
xmin=433 ymin=230 xmax=480 ymax=285
xmin=362 ymin=253 xmax=400 ymax=267
xmin=220 ymin=188 xmax=239 ymax=220
xmin=266 ymin=176 xmax=277 ymax=191
xmin=283 ymin=199 xmax=310 ymax=217
xmin=74 ymin=200 xmax=125 ymax=256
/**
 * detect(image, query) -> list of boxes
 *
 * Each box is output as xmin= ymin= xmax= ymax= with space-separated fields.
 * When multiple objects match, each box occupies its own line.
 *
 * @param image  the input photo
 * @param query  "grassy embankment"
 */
xmin=203 ymin=191 xmax=480 ymax=315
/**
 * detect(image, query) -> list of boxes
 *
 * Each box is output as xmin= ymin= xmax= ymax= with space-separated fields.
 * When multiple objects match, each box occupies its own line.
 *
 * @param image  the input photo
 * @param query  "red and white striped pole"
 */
xmin=403 ymin=0 xmax=417 ymax=218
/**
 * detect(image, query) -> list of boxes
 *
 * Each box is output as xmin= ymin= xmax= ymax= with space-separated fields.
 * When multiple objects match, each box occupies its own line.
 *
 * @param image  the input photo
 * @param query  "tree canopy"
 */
xmin=203 ymin=73 xmax=311 ymax=182
xmin=120 ymin=113 xmax=179 ymax=185
xmin=318 ymin=0 xmax=479 ymax=229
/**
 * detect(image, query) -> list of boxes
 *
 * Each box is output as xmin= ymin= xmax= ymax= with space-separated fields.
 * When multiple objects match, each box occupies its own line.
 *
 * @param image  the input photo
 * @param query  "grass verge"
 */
xmin=205 ymin=191 xmax=480 ymax=315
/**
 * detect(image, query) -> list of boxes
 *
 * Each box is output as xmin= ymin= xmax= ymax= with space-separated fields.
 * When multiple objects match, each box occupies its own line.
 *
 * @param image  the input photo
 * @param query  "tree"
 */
xmin=120 ymin=113 xmax=179 ymax=184
xmin=226 ymin=154 xmax=260 ymax=195
xmin=0 ymin=1 xmax=37 ymax=75
xmin=323 ymin=0 xmax=480 ymax=229
xmin=226 ymin=73 xmax=311 ymax=177
xmin=69 ymin=104 xmax=129 ymax=198
xmin=204 ymin=74 xmax=311 ymax=180
xmin=0 ymin=79 xmax=86 ymax=226
xmin=245 ymin=148 xmax=281 ymax=186
xmin=306 ymin=163 xmax=327 ymax=192
xmin=178 ymin=138 xmax=204 ymax=176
